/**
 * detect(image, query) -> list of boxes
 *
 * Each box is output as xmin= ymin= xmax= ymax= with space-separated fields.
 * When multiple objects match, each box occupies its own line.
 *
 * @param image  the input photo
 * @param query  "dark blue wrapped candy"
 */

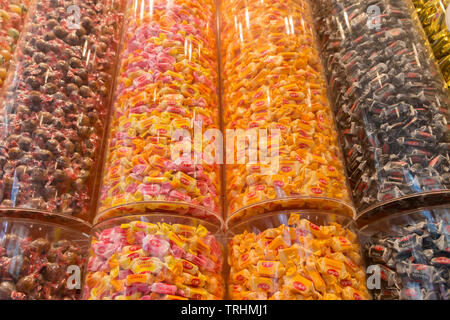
xmin=312 ymin=0 xmax=450 ymax=218
xmin=360 ymin=207 xmax=450 ymax=300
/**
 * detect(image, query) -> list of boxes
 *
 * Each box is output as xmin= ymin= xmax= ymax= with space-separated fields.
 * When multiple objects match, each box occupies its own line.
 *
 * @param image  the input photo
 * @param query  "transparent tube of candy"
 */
xmin=220 ymin=0 xmax=355 ymax=227
xmin=0 ymin=0 xmax=32 ymax=89
xmin=95 ymin=0 xmax=222 ymax=225
xmin=413 ymin=0 xmax=450 ymax=87
xmin=0 ymin=0 xmax=125 ymax=222
xmin=0 ymin=217 xmax=90 ymax=300
xmin=82 ymin=214 xmax=225 ymax=300
xmin=226 ymin=210 xmax=370 ymax=300
xmin=359 ymin=206 xmax=450 ymax=300
xmin=312 ymin=0 xmax=450 ymax=223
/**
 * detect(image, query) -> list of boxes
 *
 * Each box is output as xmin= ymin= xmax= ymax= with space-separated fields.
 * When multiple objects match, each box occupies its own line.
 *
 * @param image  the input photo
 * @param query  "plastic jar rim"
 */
xmin=226 ymin=209 xmax=357 ymax=237
xmin=92 ymin=212 xmax=224 ymax=235
xmin=0 ymin=208 xmax=92 ymax=234
xmin=94 ymin=201 xmax=223 ymax=228
xmin=0 ymin=216 xmax=91 ymax=240
xmin=359 ymin=204 xmax=450 ymax=236
xmin=226 ymin=196 xmax=356 ymax=227
xmin=356 ymin=190 xmax=450 ymax=221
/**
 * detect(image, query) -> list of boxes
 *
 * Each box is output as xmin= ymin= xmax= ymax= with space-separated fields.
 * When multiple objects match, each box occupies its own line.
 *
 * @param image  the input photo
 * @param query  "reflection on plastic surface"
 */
xmin=83 ymin=215 xmax=224 ymax=300
xmin=0 ymin=218 xmax=88 ymax=300
xmin=0 ymin=0 xmax=124 ymax=221
xmin=97 ymin=0 xmax=221 ymax=224
xmin=227 ymin=211 xmax=369 ymax=300
xmin=313 ymin=0 xmax=450 ymax=217
xmin=360 ymin=207 xmax=450 ymax=300
xmin=220 ymin=0 xmax=353 ymax=225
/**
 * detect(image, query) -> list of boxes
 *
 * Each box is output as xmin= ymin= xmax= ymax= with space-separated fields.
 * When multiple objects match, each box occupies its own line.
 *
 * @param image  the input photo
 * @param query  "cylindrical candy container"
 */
xmin=0 ymin=0 xmax=125 ymax=222
xmin=0 ymin=217 xmax=90 ymax=299
xmin=82 ymin=214 xmax=225 ymax=300
xmin=95 ymin=0 xmax=222 ymax=225
xmin=227 ymin=211 xmax=370 ymax=300
xmin=312 ymin=0 xmax=450 ymax=224
xmin=360 ymin=206 xmax=449 ymax=300
xmin=413 ymin=0 xmax=450 ymax=87
xmin=220 ymin=0 xmax=354 ymax=226
xmin=0 ymin=0 xmax=32 ymax=89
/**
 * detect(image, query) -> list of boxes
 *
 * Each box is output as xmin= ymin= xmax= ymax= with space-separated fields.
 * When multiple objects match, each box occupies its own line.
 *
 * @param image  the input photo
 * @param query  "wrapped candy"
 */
xmin=82 ymin=215 xmax=224 ymax=300
xmin=313 ymin=0 xmax=450 ymax=222
xmin=0 ymin=0 xmax=31 ymax=89
xmin=360 ymin=206 xmax=450 ymax=300
xmin=220 ymin=0 xmax=353 ymax=225
xmin=413 ymin=0 xmax=450 ymax=87
xmin=96 ymin=0 xmax=221 ymax=224
xmin=227 ymin=211 xmax=370 ymax=300
xmin=0 ymin=0 xmax=125 ymax=221
xmin=0 ymin=217 xmax=89 ymax=300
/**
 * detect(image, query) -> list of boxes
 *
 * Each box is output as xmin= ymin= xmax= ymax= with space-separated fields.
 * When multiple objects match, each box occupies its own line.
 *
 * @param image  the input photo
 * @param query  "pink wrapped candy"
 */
xmin=95 ymin=0 xmax=222 ymax=224
xmin=83 ymin=215 xmax=225 ymax=300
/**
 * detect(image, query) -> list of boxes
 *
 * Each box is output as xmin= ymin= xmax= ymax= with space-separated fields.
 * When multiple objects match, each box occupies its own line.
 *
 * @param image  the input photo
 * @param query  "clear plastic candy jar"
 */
xmin=360 ymin=206 xmax=449 ymax=300
xmin=227 ymin=210 xmax=369 ymax=300
xmin=0 ymin=0 xmax=125 ymax=222
xmin=96 ymin=0 xmax=222 ymax=225
xmin=313 ymin=0 xmax=450 ymax=222
xmin=83 ymin=214 xmax=224 ymax=300
xmin=0 ymin=216 xmax=89 ymax=299
xmin=220 ymin=0 xmax=354 ymax=226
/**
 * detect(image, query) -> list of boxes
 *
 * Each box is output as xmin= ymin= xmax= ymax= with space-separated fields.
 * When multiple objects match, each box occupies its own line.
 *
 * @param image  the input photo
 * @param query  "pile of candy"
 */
xmin=221 ymin=0 xmax=352 ymax=223
xmin=362 ymin=214 xmax=449 ymax=300
xmin=83 ymin=220 xmax=224 ymax=300
xmin=98 ymin=0 xmax=221 ymax=222
xmin=0 ymin=0 xmax=30 ymax=89
xmin=313 ymin=0 xmax=450 ymax=214
xmin=0 ymin=0 xmax=124 ymax=220
xmin=414 ymin=0 xmax=450 ymax=86
xmin=0 ymin=228 xmax=86 ymax=300
xmin=228 ymin=214 xmax=369 ymax=300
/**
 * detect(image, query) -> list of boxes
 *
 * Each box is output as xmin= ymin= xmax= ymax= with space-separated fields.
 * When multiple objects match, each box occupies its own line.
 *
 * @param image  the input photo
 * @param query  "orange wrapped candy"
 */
xmin=220 ymin=0 xmax=353 ymax=224
xmin=227 ymin=212 xmax=370 ymax=300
